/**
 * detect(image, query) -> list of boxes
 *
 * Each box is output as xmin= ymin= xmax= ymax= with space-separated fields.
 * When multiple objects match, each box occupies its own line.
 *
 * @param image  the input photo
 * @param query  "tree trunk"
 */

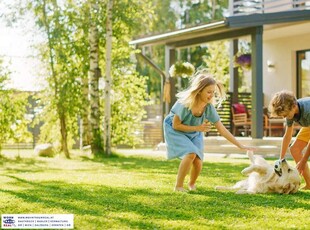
xmin=80 ymin=75 xmax=91 ymax=148
xmin=42 ymin=0 xmax=70 ymax=158
xmin=89 ymin=1 xmax=103 ymax=155
xmin=211 ymin=0 xmax=216 ymax=19
xmin=104 ymin=0 xmax=113 ymax=156
xmin=60 ymin=112 xmax=70 ymax=158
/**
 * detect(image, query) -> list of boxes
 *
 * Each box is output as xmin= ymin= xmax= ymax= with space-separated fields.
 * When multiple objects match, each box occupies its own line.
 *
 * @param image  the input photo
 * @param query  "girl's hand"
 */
xmin=239 ymin=145 xmax=257 ymax=151
xmin=198 ymin=120 xmax=212 ymax=132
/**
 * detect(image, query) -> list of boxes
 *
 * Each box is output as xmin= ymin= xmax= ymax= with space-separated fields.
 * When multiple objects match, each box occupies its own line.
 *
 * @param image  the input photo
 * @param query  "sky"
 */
xmin=0 ymin=4 xmax=43 ymax=91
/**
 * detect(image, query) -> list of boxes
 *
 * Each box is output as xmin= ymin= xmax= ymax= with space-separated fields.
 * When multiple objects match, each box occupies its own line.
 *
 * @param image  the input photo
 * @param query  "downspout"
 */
xmin=136 ymin=52 xmax=166 ymax=142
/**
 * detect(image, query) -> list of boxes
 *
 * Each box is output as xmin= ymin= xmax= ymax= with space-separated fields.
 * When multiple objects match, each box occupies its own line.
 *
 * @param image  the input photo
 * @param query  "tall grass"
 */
xmin=0 ymin=149 xmax=309 ymax=229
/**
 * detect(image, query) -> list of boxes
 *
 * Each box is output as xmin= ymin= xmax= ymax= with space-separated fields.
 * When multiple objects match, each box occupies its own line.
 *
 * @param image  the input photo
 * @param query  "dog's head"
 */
xmin=275 ymin=160 xmax=301 ymax=194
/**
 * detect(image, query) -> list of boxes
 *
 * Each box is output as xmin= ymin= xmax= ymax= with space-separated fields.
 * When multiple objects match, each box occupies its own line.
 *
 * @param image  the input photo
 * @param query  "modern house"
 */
xmin=130 ymin=0 xmax=310 ymax=141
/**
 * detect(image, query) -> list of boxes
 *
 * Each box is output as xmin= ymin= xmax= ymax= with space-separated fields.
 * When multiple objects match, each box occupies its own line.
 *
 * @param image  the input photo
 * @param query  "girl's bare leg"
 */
xmin=188 ymin=157 xmax=202 ymax=190
xmin=175 ymin=153 xmax=196 ymax=191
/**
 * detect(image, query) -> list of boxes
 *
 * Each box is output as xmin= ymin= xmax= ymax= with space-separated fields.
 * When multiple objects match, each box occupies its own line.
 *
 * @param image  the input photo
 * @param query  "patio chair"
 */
xmin=231 ymin=103 xmax=251 ymax=136
xmin=263 ymin=107 xmax=285 ymax=137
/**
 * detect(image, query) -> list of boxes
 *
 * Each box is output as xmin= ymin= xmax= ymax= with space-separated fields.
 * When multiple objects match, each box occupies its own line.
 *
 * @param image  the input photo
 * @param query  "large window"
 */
xmin=297 ymin=50 xmax=310 ymax=98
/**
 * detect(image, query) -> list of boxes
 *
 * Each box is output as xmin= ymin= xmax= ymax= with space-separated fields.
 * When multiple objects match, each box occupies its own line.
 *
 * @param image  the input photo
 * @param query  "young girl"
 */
xmin=269 ymin=90 xmax=310 ymax=190
xmin=163 ymin=72 xmax=253 ymax=192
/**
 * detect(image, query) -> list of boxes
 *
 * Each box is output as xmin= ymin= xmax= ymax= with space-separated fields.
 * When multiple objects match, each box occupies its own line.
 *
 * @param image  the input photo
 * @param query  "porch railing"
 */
xmin=229 ymin=0 xmax=310 ymax=16
xmin=208 ymin=92 xmax=252 ymax=136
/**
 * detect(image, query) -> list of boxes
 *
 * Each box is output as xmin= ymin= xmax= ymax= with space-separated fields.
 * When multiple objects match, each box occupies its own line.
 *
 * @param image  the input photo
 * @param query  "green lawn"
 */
xmin=0 ymin=149 xmax=309 ymax=230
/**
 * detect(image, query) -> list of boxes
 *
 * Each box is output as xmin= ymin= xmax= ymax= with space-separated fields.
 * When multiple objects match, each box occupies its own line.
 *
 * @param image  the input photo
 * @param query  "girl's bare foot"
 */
xmin=174 ymin=187 xmax=188 ymax=192
xmin=188 ymin=184 xmax=197 ymax=191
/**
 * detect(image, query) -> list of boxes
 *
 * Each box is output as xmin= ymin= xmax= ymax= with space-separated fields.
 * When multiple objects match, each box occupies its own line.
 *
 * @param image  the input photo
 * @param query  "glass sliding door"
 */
xmin=297 ymin=50 xmax=310 ymax=98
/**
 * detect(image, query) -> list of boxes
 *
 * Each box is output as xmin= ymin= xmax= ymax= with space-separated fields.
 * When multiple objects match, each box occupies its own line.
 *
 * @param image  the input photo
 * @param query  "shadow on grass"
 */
xmin=80 ymin=152 xmax=250 ymax=180
xmin=0 ymin=155 xmax=50 ymax=174
xmin=2 ymin=173 xmax=310 ymax=222
xmin=81 ymin=153 xmax=182 ymax=175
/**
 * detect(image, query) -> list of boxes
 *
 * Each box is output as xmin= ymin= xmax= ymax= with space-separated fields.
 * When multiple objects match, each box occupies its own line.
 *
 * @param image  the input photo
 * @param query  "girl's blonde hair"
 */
xmin=268 ymin=90 xmax=297 ymax=117
xmin=176 ymin=71 xmax=226 ymax=110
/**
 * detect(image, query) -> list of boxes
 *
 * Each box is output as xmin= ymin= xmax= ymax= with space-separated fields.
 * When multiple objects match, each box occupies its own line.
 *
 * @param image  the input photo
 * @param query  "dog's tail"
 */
xmin=215 ymin=180 xmax=247 ymax=191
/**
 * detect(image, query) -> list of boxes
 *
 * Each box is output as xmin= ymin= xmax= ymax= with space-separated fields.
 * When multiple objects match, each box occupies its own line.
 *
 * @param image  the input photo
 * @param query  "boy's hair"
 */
xmin=268 ymin=90 xmax=297 ymax=117
xmin=176 ymin=71 xmax=226 ymax=109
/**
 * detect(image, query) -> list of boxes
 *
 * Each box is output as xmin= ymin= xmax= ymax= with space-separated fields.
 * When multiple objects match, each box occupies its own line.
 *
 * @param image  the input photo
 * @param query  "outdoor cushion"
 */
xmin=232 ymin=103 xmax=247 ymax=114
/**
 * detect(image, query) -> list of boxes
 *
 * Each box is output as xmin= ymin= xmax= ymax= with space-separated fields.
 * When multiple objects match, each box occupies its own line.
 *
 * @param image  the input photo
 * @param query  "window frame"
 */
xmin=296 ymin=49 xmax=310 ymax=98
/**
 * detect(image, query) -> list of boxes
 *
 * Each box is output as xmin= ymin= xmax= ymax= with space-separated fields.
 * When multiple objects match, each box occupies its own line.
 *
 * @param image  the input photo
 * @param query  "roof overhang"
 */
xmin=129 ymin=21 xmax=227 ymax=47
xmin=129 ymin=21 xmax=258 ymax=49
xmin=130 ymin=9 xmax=310 ymax=48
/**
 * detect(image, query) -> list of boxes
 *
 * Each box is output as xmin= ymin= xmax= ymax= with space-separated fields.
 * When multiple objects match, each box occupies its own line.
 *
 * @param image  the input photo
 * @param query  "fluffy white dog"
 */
xmin=216 ymin=151 xmax=301 ymax=194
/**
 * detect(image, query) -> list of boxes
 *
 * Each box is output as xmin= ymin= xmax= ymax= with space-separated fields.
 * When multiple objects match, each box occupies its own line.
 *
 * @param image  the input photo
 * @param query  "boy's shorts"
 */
xmin=296 ymin=127 xmax=310 ymax=143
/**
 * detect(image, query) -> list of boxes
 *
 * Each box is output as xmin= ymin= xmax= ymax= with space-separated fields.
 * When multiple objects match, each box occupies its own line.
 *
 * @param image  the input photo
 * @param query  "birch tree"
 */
xmin=89 ymin=0 xmax=103 ymax=155
xmin=81 ymin=70 xmax=92 ymax=148
xmin=104 ymin=0 xmax=113 ymax=155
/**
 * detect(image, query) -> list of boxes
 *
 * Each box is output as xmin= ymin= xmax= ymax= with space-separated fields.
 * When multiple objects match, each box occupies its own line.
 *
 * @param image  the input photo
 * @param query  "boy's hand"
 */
xmin=296 ymin=158 xmax=307 ymax=175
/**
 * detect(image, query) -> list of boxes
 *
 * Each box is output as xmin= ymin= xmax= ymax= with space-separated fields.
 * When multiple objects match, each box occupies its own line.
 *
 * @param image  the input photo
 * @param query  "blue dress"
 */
xmin=163 ymin=101 xmax=220 ymax=160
